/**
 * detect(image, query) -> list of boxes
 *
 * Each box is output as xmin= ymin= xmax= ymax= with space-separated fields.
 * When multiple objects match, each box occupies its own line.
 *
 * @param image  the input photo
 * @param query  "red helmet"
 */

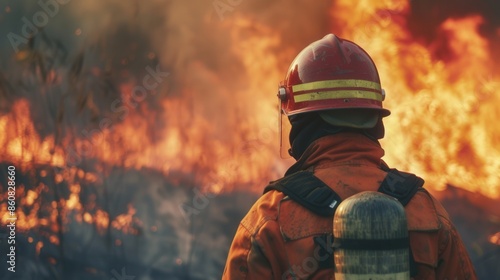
xmin=278 ymin=34 xmax=390 ymax=117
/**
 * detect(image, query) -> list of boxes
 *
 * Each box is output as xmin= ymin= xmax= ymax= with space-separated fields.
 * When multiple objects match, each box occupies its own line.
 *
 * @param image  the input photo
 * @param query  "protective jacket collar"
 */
xmin=285 ymin=132 xmax=385 ymax=175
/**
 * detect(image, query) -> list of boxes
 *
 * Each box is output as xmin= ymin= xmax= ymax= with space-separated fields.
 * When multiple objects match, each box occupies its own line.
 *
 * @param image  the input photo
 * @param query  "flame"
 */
xmin=36 ymin=241 xmax=44 ymax=255
xmin=93 ymin=21 xmax=287 ymax=192
xmin=331 ymin=0 xmax=500 ymax=198
xmin=4 ymin=16 xmax=289 ymax=193
xmin=0 ymin=99 xmax=65 ymax=168
xmin=94 ymin=209 xmax=110 ymax=235
xmin=111 ymin=204 xmax=140 ymax=235
xmin=490 ymin=232 xmax=500 ymax=245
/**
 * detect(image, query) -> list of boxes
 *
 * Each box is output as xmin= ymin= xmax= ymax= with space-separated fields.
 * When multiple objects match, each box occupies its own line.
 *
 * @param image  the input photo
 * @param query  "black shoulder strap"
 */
xmin=378 ymin=168 xmax=424 ymax=277
xmin=264 ymin=171 xmax=341 ymax=217
xmin=378 ymin=168 xmax=425 ymax=206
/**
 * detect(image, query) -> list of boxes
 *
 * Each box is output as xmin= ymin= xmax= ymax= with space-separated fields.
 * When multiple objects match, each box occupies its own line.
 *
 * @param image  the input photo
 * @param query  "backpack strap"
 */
xmin=378 ymin=168 xmax=424 ymax=277
xmin=378 ymin=168 xmax=424 ymax=206
xmin=264 ymin=171 xmax=341 ymax=217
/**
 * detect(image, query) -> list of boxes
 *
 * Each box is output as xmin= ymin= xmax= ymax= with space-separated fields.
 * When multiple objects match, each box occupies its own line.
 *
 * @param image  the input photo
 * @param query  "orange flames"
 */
xmin=331 ymin=0 xmax=500 ymax=198
xmin=0 ymin=99 xmax=65 ymax=168
xmin=490 ymin=232 xmax=500 ymax=245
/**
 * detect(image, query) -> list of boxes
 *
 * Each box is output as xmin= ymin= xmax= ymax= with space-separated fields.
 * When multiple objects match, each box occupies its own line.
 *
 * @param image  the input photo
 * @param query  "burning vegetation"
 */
xmin=0 ymin=0 xmax=499 ymax=279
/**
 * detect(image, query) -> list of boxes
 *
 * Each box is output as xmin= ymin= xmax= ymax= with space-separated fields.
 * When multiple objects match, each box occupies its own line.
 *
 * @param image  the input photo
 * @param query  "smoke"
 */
xmin=407 ymin=0 xmax=500 ymax=62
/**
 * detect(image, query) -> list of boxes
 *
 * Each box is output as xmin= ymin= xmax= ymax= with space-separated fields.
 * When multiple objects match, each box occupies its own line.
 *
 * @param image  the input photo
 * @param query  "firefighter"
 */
xmin=222 ymin=34 xmax=477 ymax=280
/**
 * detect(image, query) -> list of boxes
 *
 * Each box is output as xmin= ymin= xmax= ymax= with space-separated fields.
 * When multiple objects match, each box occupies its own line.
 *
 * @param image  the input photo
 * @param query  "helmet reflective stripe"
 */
xmin=291 ymin=79 xmax=382 ymax=93
xmin=294 ymin=90 xmax=383 ymax=103
xmin=292 ymin=79 xmax=383 ymax=103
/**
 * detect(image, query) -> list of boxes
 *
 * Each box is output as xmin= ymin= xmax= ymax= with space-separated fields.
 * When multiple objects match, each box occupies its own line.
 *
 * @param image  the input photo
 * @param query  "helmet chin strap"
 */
xmin=361 ymin=130 xmax=382 ymax=145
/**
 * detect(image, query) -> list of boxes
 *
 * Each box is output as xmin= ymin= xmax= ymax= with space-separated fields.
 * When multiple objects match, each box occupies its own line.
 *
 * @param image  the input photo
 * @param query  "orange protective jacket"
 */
xmin=222 ymin=133 xmax=477 ymax=280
